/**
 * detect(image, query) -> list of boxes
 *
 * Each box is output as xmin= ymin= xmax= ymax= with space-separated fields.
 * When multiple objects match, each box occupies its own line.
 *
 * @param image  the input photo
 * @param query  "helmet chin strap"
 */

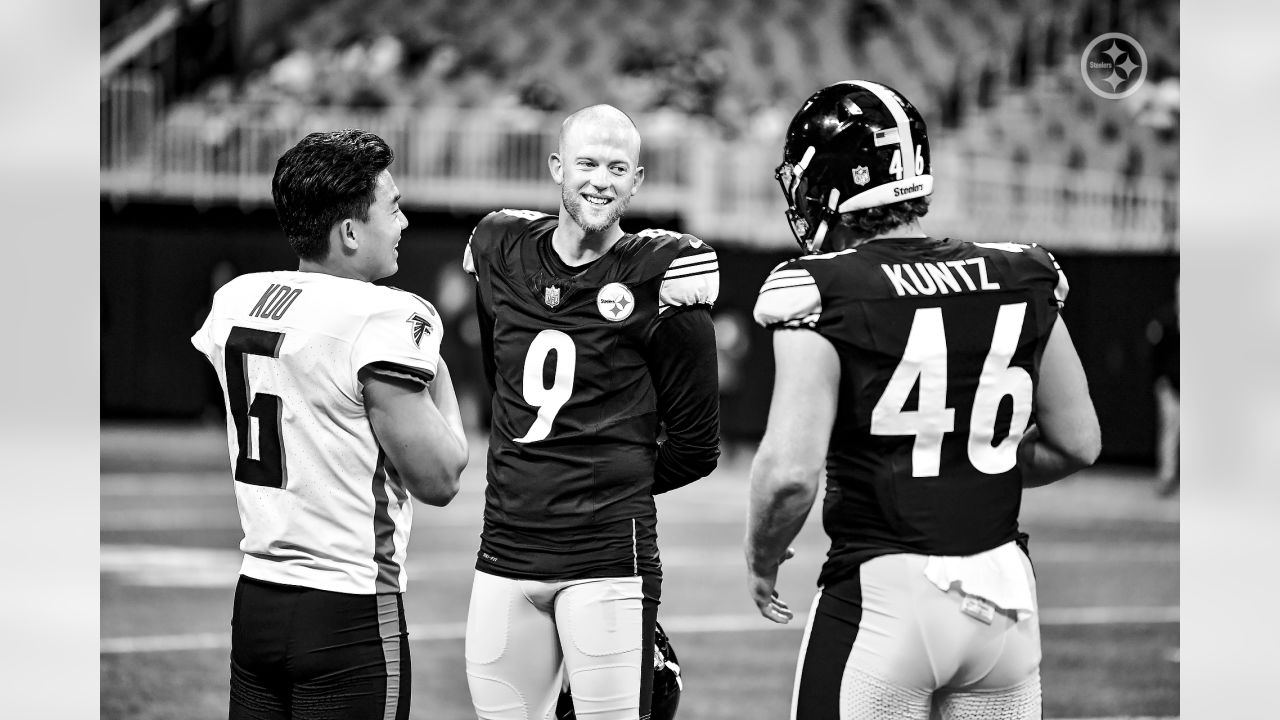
xmin=806 ymin=187 xmax=842 ymax=254
xmin=809 ymin=219 xmax=829 ymax=254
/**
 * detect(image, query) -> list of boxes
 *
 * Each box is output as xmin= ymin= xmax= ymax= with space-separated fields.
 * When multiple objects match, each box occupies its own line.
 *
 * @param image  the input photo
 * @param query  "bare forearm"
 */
xmin=365 ymin=374 xmax=467 ymax=507
xmin=429 ymin=360 xmax=468 ymax=458
xmin=1018 ymin=424 xmax=1096 ymax=488
xmin=746 ymin=458 xmax=817 ymax=573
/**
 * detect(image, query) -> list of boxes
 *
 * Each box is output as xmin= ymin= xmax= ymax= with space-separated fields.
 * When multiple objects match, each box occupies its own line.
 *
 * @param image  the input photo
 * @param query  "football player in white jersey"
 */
xmin=192 ymin=129 xmax=468 ymax=720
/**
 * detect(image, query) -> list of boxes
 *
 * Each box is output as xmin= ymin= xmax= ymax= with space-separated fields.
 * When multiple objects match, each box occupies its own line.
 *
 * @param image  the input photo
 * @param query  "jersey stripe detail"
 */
xmin=632 ymin=519 xmax=638 ymax=576
xmin=667 ymin=252 xmax=717 ymax=269
xmin=663 ymin=265 xmax=719 ymax=281
xmin=753 ymin=268 xmax=822 ymax=327
xmin=664 ymin=258 xmax=718 ymax=278
xmin=759 ymin=280 xmax=818 ymax=293
xmin=377 ymin=595 xmax=403 ymax=720
xmin=498 ymin=208 xmax=550 ymax=220
xmin=760 ymin=273 xmax=817 ymax=293
xmin=1041 ymin=247 xmax=1070 ymax=306
xmin=372 ymin=451 xmax=401 ymax=593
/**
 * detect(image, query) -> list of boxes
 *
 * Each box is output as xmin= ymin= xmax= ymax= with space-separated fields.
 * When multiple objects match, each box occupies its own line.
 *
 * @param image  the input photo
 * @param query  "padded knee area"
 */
xmin=566 ymin=665 xmax=641 ymax=719
xmin=466 ymin=674 xmax=530 ymax=720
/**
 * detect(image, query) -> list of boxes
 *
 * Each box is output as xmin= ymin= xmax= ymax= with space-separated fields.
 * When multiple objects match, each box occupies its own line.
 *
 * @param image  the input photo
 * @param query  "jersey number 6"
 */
xmin=514 ymin=329 xmax=577 ymax=444
xmin=225 ymin=326 xmax=287 ymax=488
xmin=871 ymin=303 xmax=1032 ymax=477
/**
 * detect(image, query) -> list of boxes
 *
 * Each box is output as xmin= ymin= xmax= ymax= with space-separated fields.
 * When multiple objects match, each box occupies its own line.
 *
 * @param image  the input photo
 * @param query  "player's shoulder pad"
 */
xmin=1028 ymin=243 xmax=1069 ymax=307
xmin=464 ymin=208 xmax=552 ymax=275
xmin=378 ymin=285 xmax=442 ymax=327
xmin=971 ymin=241 xmax=1068 ymax=307
xmin=642 ymin=229 xmax=719 ymax=312
xmin=753 ymin=259 xmax=822 ymax=328
xmin=366 ymin=286 xmax=443 ymax=365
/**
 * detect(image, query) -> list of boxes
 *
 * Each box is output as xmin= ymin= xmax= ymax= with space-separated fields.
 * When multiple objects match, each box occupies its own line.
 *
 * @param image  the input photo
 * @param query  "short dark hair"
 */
xmin=271 ymin=129 xmax=394 ymax=260
xmin=836 ymin=197 xmax=931 ymax=243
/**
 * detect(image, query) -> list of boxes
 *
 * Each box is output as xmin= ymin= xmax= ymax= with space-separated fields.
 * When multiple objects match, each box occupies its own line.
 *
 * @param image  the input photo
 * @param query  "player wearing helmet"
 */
xmin=745 ymin=81 xmax=1101 ymax=719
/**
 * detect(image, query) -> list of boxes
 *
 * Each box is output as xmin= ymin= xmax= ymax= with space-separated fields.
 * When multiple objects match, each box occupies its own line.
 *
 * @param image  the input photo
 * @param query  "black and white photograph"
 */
xmin=85 ymin=0 xmax=1219 ymax=718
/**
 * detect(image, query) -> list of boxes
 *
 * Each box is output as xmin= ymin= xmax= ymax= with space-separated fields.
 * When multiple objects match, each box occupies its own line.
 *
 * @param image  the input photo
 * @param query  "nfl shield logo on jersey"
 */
xmin=852 ymin=166 xmax=870 ymax=186
xmin=597 ymin=283 xmax=635 ymax=322
xmin=544 ymin=285 xmax=562 ymax=308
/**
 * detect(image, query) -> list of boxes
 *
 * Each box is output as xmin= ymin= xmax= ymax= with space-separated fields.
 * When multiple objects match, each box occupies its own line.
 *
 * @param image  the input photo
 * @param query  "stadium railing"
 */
xmin=101 ymin=78 xmax=1177 ymax=251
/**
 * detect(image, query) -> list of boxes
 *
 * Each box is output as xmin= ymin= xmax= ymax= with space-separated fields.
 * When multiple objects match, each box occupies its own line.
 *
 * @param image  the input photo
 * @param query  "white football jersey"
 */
xmin=192 ymin=270 xmax=444 ymax=594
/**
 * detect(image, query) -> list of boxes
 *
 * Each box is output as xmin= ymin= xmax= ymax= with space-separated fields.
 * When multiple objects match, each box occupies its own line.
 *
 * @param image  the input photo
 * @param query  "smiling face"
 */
xmin=550 ymin=106 xmax=644 ymax=236
xmin=349 ymin=169 xmax=408 ymax=281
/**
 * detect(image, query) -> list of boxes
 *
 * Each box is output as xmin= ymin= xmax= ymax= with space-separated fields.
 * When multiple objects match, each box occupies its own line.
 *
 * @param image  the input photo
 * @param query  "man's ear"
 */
xmin=339 ymin=219 xmax=359 ymax=253
xmin=631 ymin=165 xmax=645 ymax=195
xmin=548 ymin=153 xmax=563 ymax=184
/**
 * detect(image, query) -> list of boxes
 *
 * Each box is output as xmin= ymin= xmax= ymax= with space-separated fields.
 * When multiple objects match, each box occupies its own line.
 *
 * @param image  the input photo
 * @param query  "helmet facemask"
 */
xmin=776 ymin=148 xmax=838 ymax=255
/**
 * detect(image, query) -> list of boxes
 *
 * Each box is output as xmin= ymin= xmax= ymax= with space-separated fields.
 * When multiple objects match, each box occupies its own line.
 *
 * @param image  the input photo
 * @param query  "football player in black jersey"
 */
xmin=744 ymin=81 xmax=1101 ymax=719
xmin=462 ymin=104 xmax=719 ymax=720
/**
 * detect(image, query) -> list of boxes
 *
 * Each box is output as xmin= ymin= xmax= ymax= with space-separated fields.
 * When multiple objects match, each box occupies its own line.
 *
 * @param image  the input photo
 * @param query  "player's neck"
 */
xmin=833 ymin=219 xmax=928 ymax=250
xmin=297 ymin=257 xmax=372 ymax=282
xmin=550 ymin=216 xmax=622 ymax=266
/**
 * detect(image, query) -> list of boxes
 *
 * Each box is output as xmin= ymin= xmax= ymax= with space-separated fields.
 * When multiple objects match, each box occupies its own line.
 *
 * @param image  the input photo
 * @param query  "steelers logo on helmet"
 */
xmin=775 ymin=80 xmax=934 ymax=254
xmin=597 ymin=282 xmax=635 ymax=321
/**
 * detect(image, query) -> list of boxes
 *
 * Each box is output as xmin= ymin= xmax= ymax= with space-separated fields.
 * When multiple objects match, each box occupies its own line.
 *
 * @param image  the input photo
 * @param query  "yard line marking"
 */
xmin=1040 ymin=605 xmax=1180 ymax=625
xmin=101 ymin=606 xmax=1179 ymax=655
xmin=100 ymin=543 xmax=1178 ymax=588
xmin=102 ymin=632 xmax=228 ymax=654
xmin=100 ymin=473 xmax=231 ymax=496
xmin=101 ymin=474 xmax=494 ymax=499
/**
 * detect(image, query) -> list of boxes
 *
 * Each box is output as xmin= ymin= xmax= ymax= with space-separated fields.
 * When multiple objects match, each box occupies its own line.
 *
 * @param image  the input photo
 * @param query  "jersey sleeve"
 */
xmin=644 ymin=305 xmax=721 ymax=494
xmin=752 ymin=261 xmax=823 ymax=328
xmin=463 ymin=210 xmax=502 ymax=279
xmin=657 ymin=234 xmax=719 ymax=314
xmin=191 ymin=308 xmax=215 ymax=359
xmin=351 ymin=292 xmax=443 ymax=392
xmin=1027 ymin=244 xmax=1069 ymax=307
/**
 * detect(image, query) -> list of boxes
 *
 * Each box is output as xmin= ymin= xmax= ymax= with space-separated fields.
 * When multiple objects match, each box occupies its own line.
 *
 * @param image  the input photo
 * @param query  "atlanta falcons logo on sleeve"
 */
xmin=407 ymin=313 xmax=433 ymax=347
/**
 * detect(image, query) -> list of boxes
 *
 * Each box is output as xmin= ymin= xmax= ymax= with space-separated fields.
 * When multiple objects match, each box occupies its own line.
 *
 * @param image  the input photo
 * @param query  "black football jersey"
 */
xmin=465 ymin=209 xmax=719 ymax=580
xmin=753 ymin=238 xmax=1069 ymax=587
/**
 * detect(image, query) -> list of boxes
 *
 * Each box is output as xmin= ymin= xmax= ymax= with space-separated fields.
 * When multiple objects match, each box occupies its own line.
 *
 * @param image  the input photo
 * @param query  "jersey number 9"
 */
xmin=514 ymin=329 xmax=577 ymax=444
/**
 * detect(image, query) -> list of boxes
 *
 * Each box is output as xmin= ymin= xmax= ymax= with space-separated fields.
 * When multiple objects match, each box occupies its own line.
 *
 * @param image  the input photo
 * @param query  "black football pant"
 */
xmin=229 ymin=575 xmax=411 ymax=720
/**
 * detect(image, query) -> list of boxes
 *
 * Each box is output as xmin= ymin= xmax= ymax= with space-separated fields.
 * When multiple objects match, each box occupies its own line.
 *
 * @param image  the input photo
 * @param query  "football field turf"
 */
xmin=101 ymin=423 xmax=1178 ymax=719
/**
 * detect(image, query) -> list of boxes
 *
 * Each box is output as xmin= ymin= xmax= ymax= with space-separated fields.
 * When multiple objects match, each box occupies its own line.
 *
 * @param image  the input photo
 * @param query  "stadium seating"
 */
xmin=101 ymin=0 xmax=1178 ymax=248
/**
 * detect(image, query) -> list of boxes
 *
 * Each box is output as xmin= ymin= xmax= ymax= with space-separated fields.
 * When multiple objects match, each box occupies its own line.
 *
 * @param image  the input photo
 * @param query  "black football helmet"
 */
xmin=555 ymin=621 xmax=682 ymax=720
xmin=776 ymin=80 xmax=933 ymax=254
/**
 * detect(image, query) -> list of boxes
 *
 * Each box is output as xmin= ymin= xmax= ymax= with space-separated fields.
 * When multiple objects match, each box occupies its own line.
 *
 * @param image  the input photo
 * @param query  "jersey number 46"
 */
xmin=871 ymin=303 xmax=1032 ymax=477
